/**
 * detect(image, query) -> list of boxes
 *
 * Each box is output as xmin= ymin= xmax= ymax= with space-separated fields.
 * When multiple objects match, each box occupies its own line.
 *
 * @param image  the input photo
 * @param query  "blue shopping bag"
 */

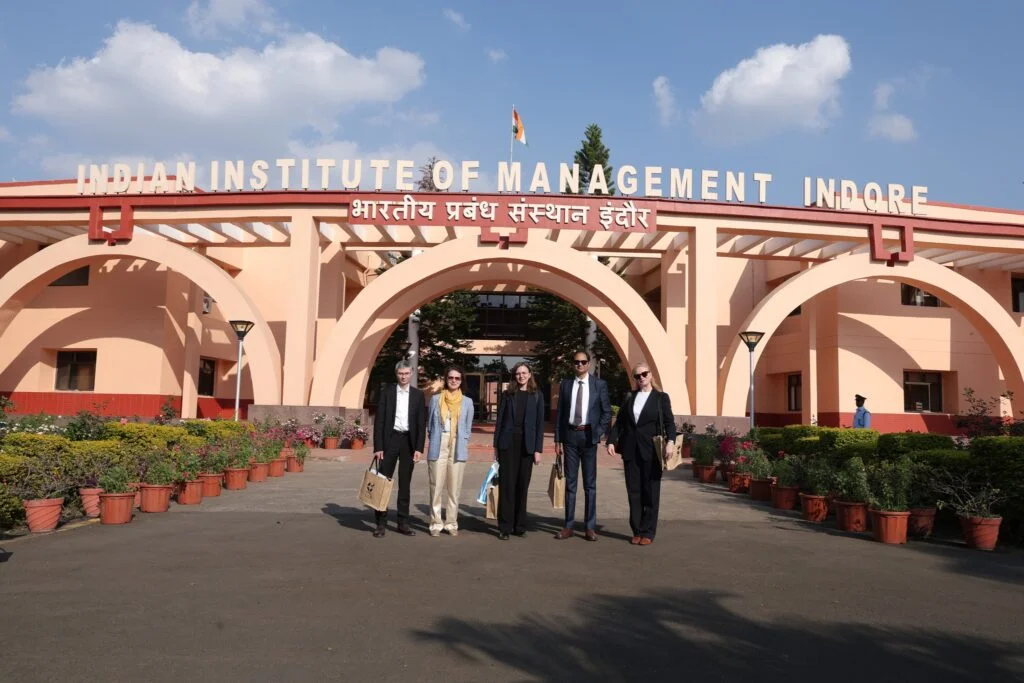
xmin=476 ymin=462 xmax=499 ymax=504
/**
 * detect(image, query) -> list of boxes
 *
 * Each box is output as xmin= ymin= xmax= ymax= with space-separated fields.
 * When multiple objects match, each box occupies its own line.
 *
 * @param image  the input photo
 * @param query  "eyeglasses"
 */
xmin=446 ymin=376 xmax=462 ymax=382
xmin=633 ymin=370 xmax=650 ymax=380
xmin=573 ymin=359 xmax=589 ymax=366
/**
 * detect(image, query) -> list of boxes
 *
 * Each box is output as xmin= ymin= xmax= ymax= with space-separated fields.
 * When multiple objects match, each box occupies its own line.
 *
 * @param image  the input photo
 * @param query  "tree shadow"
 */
xmin=413 ymin=588 xmax=1023 ymax=682
xmin=320 ymin=503 xmax=379 ymax=534
xmin=0 ymin=547 xmax=11 ymax=563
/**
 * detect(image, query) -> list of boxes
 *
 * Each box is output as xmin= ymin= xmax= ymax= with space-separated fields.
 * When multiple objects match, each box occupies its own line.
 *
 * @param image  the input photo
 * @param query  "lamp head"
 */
xmin=738 ymin=330 xmax=765 ymax=351
xmin=230 ymin=320 xmax=255 ymax=341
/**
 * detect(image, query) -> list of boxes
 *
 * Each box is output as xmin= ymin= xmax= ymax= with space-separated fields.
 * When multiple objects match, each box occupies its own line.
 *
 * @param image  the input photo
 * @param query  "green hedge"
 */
xmin=100 ymin=423 xmax=197 ymax=455
xmin=756 ymin=433 xmax=784 ymax=456
xmin=0 ymin=433 xmax=72 ymax=459
xmin=907 ymin=449 xmax=972 ymax=478
xmin=181 ymin=419 xmax=252 ymax=442
xmin=780 ymin=425 xmax=820 ymax=453
xmin=877 ymin=432 xmax=955 ymax=459
xmin=790 ymin=436 xmax=823 ymax=456
xmin=818 ymin=427 xmax=879 ymax=454
xmin=967 ymin=437 xmax=1024 ymax=542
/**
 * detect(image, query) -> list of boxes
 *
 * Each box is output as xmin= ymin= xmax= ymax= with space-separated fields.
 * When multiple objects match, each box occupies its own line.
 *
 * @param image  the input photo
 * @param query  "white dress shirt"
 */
xmin=633 ymin=388 xmax=652 ymax=422
xmin=394 ymin=385 xmax=411 ymax=432
xmin=568 ymin=376 xmax=589 ymax=425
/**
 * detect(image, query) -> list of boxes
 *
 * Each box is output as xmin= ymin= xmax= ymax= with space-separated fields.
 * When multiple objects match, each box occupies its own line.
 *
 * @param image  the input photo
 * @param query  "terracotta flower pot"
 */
xmin=199 ymin=473 xmax=223 ymax=497
xmin=870 ymin=509 xmax=910 ymax=544
xmin=249 ymin=462 xmax=270 ymax=482
xmin=279 ymin=446 xmax=294 ymax=459
xmin=177 ymin=480 xmax=203 ymax=505
xmin=772 ymin=485 xmax=800 ymax=510
xmin=23 ymin=497 xmax=64 ymax=532
xmin=691 ymin=461 xmax=699 ymax=478
xmin=834 ymin=500 xmax=869 ymax=532
xmin=748 ymin=478 xmax=772 ymax=502
xmin=350 ymin=438 xmax=365 ymax=450
xmin=268 ymin=457 xmax=286 ymax=477
xmin=286 ymin=456 xmax=304 ymax=473
xmin=139 ymin=484 xmax=173 ymax=513
xmin=728 ymin=471 xmax=751 ymax=494
xmin=223 ymin=468 xmax=249 ymax=490
xmin=99 ymin=492 xmax=134 ymax=525
xmin=323 ymin=436 xmax=340 ymax=449
xmin=799 ymin=493 xmax=829 ymax=522
xmin=908 ymin=507 xmax=937 ymax=537
xmin=696 ymin=465 xmax=717 ymax=483
xmin=303 ymin=438 xmax=315 ymax=448
xmin=78 ymin=487 xmax=103 ymax=518
xmin=960 ymin=516 xmax=1002 ymax=551
xmin=129 ymin=482 xmax=142 ymax=509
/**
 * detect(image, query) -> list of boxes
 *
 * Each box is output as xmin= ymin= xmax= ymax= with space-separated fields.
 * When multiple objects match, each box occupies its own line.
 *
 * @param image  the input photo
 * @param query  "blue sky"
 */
xmin=0 ymin=0 xmax=1022 ymax=209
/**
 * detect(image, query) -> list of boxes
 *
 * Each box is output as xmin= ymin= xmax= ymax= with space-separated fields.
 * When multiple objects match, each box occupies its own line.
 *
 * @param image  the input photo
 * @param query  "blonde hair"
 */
xmin=631 ymin=362 xmax=661 ymax=392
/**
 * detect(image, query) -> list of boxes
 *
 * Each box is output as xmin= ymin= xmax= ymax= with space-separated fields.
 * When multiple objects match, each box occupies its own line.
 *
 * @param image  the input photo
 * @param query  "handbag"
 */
xmin=651 ymin=392 xmax=683 ymax=471
xmin=357 ymin=456 xmax=394 ymax=511
xmin=477 ymin=462 xmax=500 ymax=504
xmin=548 ymin=454 xmax=565 ymax=509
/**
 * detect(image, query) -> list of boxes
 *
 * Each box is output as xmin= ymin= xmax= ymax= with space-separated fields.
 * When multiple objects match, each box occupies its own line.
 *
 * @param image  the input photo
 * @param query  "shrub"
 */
xmin=772 ymin=456 xmax=803 ymax=487
xmin=907 ymin=449 xmax=971 ymax=479
xmin=790 ymin=436 xmax=822 ymax=456
xmin=97 ymin=466 xmax=133 ymax=494
xmin=835 ymin=457 xmax=871 ymax=503
xmin=804 ymin=457 xmax=837 ymax=496
xmin=877 ymin=432 xmax=955 ymax=459
xmin=68 ymin=440 xmax=131 ymax=487
xmin=101 ymin=422 xmax=194 ymax=454
xmin=868 ymin=456 xmax=914 ymax=511
xmin=967 ymin=437 xmax=1024 ymax=541
xmin=692 ymin=437 xmax=716 ymax=466
xmin=0 ymin=482 xmax=22 ymax=529
xmin=181 ymin=419 xmax=252 ymax=442
xmin=780 ymin=425 xmax=820 ymax=453
xmin=1 ymin=433 xmax=72 ymax=460
xmin=64 ymin=409 xmax=108 ymax=442
xmin=817 ymin=427 xmax=879 ymax=454
xmin=291 ymin=442 xmax=309 ymax=464
xmin=756 ymin=433 xmax=784 ymax=456
xmin=141 ymin=454 xmax=177 ymax=486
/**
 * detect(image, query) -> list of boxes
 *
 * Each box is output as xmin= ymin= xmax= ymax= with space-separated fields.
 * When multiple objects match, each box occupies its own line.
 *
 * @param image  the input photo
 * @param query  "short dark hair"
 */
xmin=572 ymin=349 xmax=591 ymax=362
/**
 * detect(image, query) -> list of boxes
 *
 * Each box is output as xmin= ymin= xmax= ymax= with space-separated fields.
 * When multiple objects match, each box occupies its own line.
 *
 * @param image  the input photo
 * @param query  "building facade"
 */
xmin=1 ymin=177 xmax=1024 ymax=433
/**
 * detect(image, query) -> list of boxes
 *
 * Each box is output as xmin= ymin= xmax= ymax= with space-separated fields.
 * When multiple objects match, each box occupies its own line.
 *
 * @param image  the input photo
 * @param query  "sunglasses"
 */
xmin=573 ymin=359 xmax=589 ymax=366
xmin=446 ymin=376 xmax=462 ymax=382
xmin=633 ymin=370 xmax=650 ymax=380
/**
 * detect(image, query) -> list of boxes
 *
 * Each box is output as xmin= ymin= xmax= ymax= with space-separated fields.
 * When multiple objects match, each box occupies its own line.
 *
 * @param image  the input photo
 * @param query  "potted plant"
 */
xmin=771 ymin=456 xmax=802 ymax=510
xmin=286 ymin=442 xmax=308 ymax=473
xmin=799 ymin=458 xmax=835 ymax=522
xmin=932 ymin=470 xmax=1006 ymax=551
xmin=139 ymin=455 xmax=177 ymax=513
xmin=322 ymin=416 xmax=342 ymax=450
xmin=343 ymin=420 xmax=369 ymax=450
xmin=692 ymin=439 xmax=717 ymax=483
xmin=833 ymin=457 xmax=871 ymax=532
xmin=679 ymin=422 xmax=695 ymax=459
xmin=248 ymin=433 xmax=275 ymax=482
xmin=77 ymin=465 xmax=104 ymax=519
xmin=11 ymin=455 xmax=67 ymax=533
xmin=717 ymin=434 xmax=737 ymax=483
xmin=97 ymin=466 xmax=135 ymax=525
xmin=223 ymin=438 xmax=252 ymax=490
xmin=745 ymin=451 xmax=774 ymax=501
xmin=198 ymin=444 xmax=227 ymax=497
xmin=867 ymin=457 xmax=914 ymax=544
xmin=174 ymin=446 xmax=204 ymax=506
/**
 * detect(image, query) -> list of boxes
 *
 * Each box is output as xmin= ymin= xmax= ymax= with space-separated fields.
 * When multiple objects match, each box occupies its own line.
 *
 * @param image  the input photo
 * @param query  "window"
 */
xmin=50 ymin=265 xmax=90 ymax=287
xmin=904 ymin=371 xmax=943 ymax=412
xmin=1012 ymin=277 xmax=1024 ymax=313
xmin=55 ymin=350 xmax=96 ymax=391
xmin=198 ymin=358 xmax=216 ymax=396
xmin=472 ymin=292 xmax=547 ymax=341
xmin=900 ymin=284 xmax=939 ymax=307
xmin=787 ymin=373 xmax=802 ymax=412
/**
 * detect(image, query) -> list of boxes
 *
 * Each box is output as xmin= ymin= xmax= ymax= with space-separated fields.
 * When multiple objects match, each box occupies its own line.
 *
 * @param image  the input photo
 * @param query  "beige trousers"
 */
xmin=427 ymin=429 xmax=466 ymax=532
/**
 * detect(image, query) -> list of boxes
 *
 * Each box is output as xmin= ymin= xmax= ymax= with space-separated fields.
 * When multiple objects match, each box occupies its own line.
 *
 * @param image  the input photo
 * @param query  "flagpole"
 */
xmin=509 ymin=104 xmax=515 ymax=166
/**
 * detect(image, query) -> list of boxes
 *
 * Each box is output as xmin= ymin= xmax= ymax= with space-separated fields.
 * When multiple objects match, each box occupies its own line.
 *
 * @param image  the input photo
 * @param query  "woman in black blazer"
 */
xmin=492 ymin=362 xmax=545 ymax=540
xmin=607 ymin=362 xmax=675 ymax=545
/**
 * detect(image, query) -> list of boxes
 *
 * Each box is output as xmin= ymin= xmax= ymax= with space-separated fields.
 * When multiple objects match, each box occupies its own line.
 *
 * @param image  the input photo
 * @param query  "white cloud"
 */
xmin=367 ymin=108 xmax=440 ymax=127
xmin=487 ymin=49 xmax=506 ymax=63
xmin=0 ymin=126 xmax=10 ymax=142
xmin=10 ymin=20 xmax=426 ymax=161
xmin=868 ymin=113 xmax=916 ymax=142
xmin=873 ymin=82 xmax=894 ymax=110
xmin=652 ymin=75 xmax=679 ymax=127
xmin=691 ymin=34 xmax=852 ymax=143
xmin=443 ymin=9 xmax=470 ymax=30
xmin=187 ymin=0 xmax=280 ymax=37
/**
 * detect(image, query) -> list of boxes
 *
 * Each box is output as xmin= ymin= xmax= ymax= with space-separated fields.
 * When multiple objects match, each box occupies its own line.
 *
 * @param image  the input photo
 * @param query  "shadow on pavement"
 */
xmin=0 ymin=547 xmax=10 ymax=563
xmin=413 ymin=588 xmax=1023 ymax=682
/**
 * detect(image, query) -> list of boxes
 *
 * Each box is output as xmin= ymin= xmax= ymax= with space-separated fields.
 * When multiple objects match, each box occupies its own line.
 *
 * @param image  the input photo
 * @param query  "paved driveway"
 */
xmin=1 ymin=460 xmax=1022 ymax=682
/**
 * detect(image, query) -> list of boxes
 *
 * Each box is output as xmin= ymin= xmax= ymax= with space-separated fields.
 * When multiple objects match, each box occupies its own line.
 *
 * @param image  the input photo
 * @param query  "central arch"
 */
xmin=310 ymin=237 xmax=689 ymax=412
xmin=0 ymin=233 xmax=282 ymax=406
xmin=718 ymin=252 xmax=1024 ymax=417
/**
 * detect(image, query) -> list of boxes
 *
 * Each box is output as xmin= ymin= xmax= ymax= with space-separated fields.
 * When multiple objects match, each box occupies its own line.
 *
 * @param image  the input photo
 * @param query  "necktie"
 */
xmin=573 ymin=380 xmax=584 ymax=425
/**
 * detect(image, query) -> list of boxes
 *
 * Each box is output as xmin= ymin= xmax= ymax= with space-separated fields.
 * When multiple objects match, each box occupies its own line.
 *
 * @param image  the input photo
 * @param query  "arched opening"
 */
xmin=719 ymin=253 xmax=1024 ymax=419
xmin=0 ymin=234 xmax=282 ymax=407
xmin=310 ymin=238 xmax=688 ymax=413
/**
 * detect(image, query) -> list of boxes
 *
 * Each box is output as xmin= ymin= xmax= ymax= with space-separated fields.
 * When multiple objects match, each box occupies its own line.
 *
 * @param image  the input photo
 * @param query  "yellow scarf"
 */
xmin=439 ymin=389 xmax=463 ymax=437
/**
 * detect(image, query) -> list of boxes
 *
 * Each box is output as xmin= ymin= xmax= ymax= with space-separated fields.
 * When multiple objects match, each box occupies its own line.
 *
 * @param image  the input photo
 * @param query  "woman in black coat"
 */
xmin=492 ymin=362 xmax=545 ymax=540
xmin=607 ymin=362 xmax=675 ymax=545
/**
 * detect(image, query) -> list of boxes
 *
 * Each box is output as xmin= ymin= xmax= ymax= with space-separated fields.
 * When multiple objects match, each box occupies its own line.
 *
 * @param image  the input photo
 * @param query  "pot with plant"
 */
xmin=907 ymin=461 xmax=939 ymax=537
xmin=771 ymin=457 xmax=803 ymax=510
xmin=248 ymin=433 xmax=276 ymax=482
xmin=223 ymin=438 xmax=252 ymax=490
xmin=692 ymin=439 xmax=717 ymax=483
xmin=11 ymin=454 xmax=68 ymax=533
xmin=799 ymin=457 xmax=835 ymax=522
xmin=344 ymin=419 xmax=369 ymax=450
xmin=173 ymin=447 xmax=204 ymax=505
xmin=932 ymin=470 xmax=1006 ymax=551
xmin=139 ymin=455 xmax=178 ymax=513
xmin=76 ymin=463 xmax=104 ymax=518
xmin=867 ymin=456 xmax=914 ymax=544
xmin=833 ymin=457 xmax=871 ymax=532
xmin=287 ymin=442 xmax=308 ymax=473
xmin=322 ymin=416 xmax=342 ymax=450
xmin=265 ymin=431 xmax=288 ymax=477
xmin=198 ymin=445 xmax=227 ymax=497
xmin=97 ymin=466 xmax=135 ymax=525
xmin=744 ymin=451 xmax=774 ymax=501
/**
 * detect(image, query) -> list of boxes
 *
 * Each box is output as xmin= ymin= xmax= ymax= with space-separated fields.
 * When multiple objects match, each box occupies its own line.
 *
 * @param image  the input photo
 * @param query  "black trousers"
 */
xmin=562 ymin=428 xmax=598 ymax=530
xmin=622 ymin=454 xmax=662 ymax=539
xmin=498 ymin=448 xmax=534 ymax=534
xmin=375 ymin=430 xmax=414 ymax=526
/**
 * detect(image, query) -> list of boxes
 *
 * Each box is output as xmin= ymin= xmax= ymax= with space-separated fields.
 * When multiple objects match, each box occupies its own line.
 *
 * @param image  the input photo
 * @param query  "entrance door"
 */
xmin=484 ymin=373 xmax=502 ymax=422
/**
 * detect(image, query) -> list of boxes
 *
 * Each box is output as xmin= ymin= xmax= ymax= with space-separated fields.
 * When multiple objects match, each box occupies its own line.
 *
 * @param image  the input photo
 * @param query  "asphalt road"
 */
xmin=1 ymin=460 xmax=1022 ymax=682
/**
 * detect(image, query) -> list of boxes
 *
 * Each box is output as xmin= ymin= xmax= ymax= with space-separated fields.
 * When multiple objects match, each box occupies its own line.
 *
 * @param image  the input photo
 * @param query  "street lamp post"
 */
xmin=738 ymin=331 xmax=765 ymax=431
xmin=230 ymin=320 xmax=255 ymax=421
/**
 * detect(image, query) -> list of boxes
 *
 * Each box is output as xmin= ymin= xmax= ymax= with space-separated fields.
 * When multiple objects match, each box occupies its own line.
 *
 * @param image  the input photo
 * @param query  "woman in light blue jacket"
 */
xmin=425 ymin=365 xmax=475 ymax=537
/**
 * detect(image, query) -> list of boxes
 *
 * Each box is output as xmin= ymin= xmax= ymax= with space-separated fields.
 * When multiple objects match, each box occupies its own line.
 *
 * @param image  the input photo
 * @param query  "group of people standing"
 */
xmin=370 ymin=351 xmax=676 ymax=545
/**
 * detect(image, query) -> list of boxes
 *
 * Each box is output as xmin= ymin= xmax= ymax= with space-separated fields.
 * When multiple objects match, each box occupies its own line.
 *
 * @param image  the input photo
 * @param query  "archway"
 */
xmin=310 ymin=238 xmax=688 ymax=412
xmin=718 ymin=252 xmax=1024 ymax=417
xmin=338 ymin=261 xmax=650 ymax=408
xmin=0 ymin=234 xmax=282 ymax=406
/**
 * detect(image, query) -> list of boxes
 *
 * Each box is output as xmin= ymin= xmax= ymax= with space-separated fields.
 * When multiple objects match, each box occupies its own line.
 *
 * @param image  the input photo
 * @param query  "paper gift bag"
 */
xmin=357 ymin=461 xmax=393 ymax=512
xmin=548 ymin=456 xmax=565 ymax=509
xmin=661 ymin=436 xmax=685 ymax=471
xmin=485 ymin=484 xmax=499 ymax=519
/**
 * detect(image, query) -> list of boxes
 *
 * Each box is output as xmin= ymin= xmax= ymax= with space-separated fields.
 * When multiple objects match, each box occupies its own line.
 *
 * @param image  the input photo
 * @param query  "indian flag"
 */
xmin=512 ymin=108 xmax=527 ymax=146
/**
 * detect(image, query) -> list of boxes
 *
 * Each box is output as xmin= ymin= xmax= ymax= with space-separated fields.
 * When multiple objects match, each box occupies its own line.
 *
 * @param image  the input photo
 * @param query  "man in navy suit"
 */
xmin=553 ymin=349 xmax=612 ymax=541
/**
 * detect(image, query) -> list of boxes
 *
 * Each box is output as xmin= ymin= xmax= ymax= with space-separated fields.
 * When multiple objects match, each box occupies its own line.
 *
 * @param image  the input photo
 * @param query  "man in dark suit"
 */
xmin=553 ymin=350 xmax=612 ymax=541
xmin=371 ymin=360 xmax=426 ymax=538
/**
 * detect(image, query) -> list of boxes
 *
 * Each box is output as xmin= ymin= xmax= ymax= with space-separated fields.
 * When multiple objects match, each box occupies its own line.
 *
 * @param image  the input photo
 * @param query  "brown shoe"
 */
xmin=554 ymin=528 xmax=574 ymax=540
xmin=638 ymin=537 xmax=653 ymax=546
xmin=585 ymin=530 xmax=598 ymax=542
xmin=630 ymin=536 xmax=641 ymax=545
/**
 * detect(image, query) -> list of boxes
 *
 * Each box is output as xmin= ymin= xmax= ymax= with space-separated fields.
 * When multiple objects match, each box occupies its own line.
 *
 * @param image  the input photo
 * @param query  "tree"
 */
xmin=573 ymin=124 xmax=615 ymax=195
xmin=527 ymin=293 xmax=589 ymax=384
xmin=417 ymin=156 xmax=440 ymax=191
xmin=592 ymin=329 xmax=630 ymax=404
